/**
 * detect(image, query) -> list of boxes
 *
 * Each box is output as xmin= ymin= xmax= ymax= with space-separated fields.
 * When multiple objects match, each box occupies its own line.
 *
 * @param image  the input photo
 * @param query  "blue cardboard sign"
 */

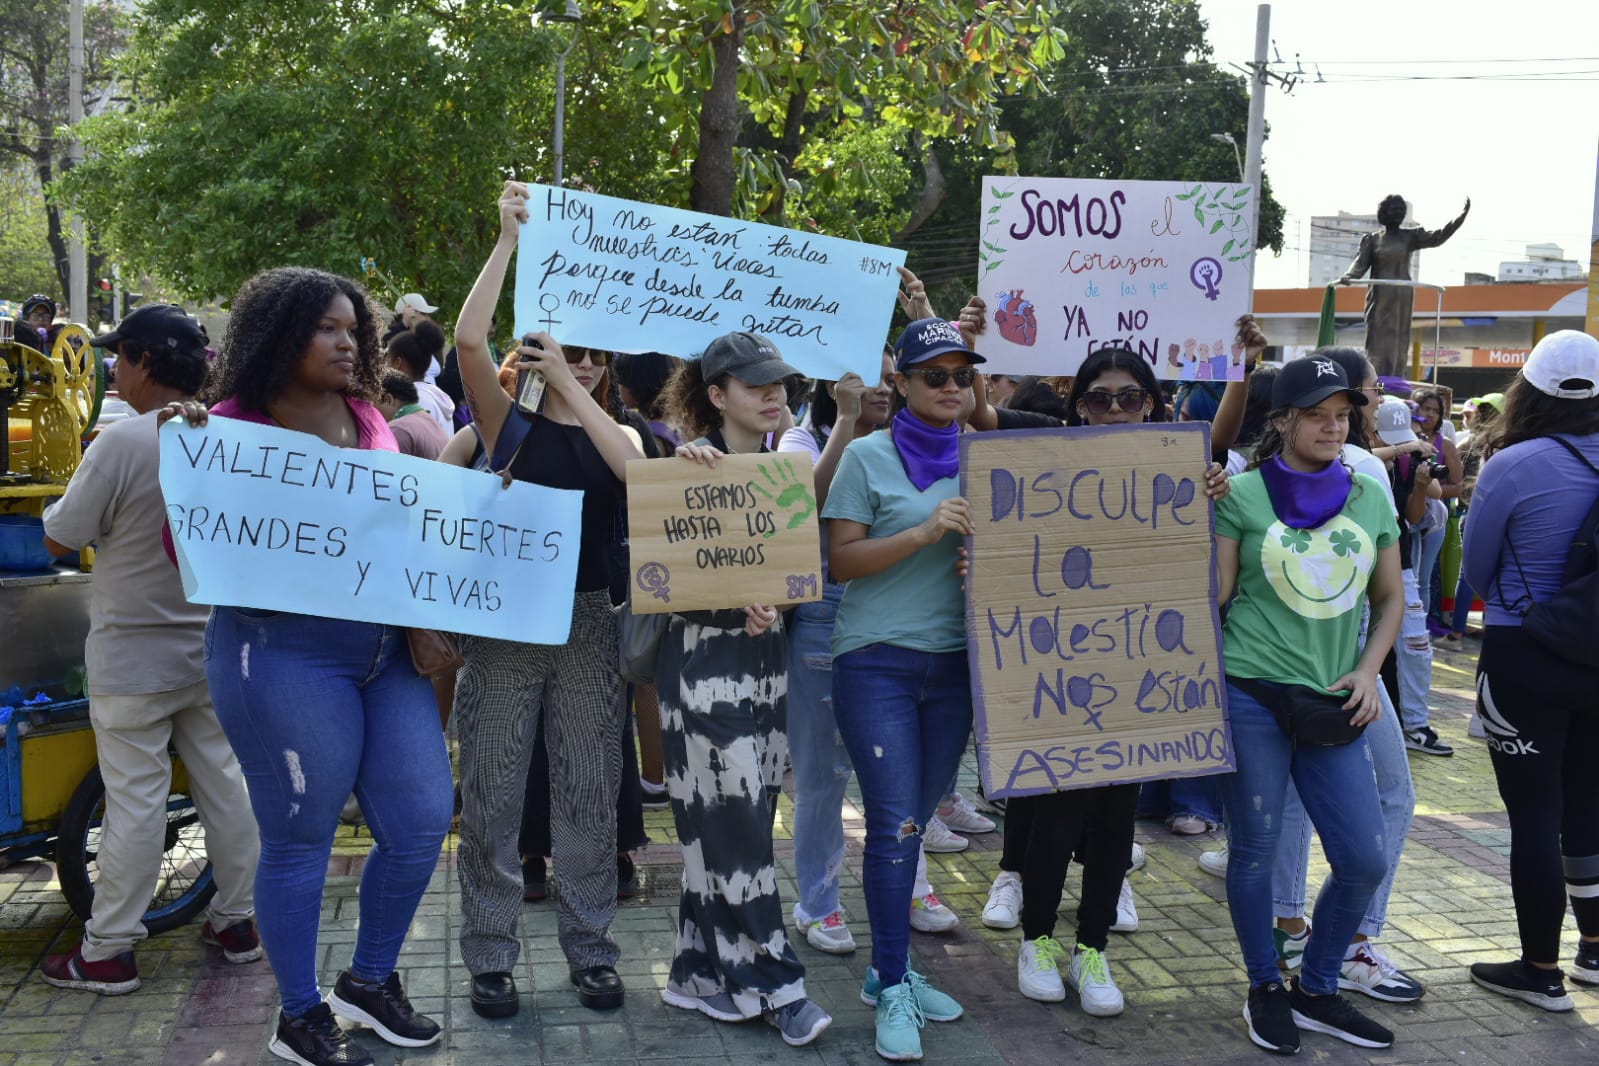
xmin=960 ymin=422 xmax=1232 ymax=797
xmin=158 ymin=418 xmax=583 ymax=643
xmin=514 ymin=185 xmax=906 ymax=382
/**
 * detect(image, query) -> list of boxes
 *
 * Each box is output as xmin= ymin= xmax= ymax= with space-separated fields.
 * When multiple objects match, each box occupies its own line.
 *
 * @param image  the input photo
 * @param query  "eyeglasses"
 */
xmin=564 ymin=347 xmax=609 ymax=366
xmin=1081 ymin=387 xmax=1149 ymax=415
xmin=905 ymin=366 xmax=977 ymax=389
xmin=1359 ymin=383 xmax=1385 ymax=396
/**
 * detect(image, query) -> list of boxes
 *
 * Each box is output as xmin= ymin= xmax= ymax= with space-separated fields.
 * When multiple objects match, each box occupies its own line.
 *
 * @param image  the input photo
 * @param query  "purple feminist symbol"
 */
xmin=636 ymin=561 xmax=671 ymax=603
xmin=1189 ymin=257 xmax=1223 ymax=301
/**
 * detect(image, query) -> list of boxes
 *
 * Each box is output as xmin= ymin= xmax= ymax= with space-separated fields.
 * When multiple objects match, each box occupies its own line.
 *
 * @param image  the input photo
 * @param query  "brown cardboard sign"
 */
xmin=626 ymin=451 xmax=823 ymax=613
xmin=960 ymin=422 xmax=1232 ymax=797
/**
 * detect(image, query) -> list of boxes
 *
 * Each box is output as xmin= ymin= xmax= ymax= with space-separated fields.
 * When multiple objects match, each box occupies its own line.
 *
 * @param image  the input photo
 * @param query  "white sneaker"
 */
xmin=1067 ymin=945 xmax=1125 ymax=1016
xmin=1110 ymin=877 xmax=1138 ymax=933
xmin=1198 ymin=846 xmax=1228 ymax=878
xmin=794 ymin=908 xmax=856 ymax=955
xmin=1128 ymin=842 xmax=1146 ymax=872
xmin=1017 ymin=936 xmax=1067 ymax=1002
xmin=981 ymin=871 xmax=1023 ymax=930
xmin=921 ymin=815 xmax=969 ymax=853
xmin=936 ymin=792 xmax=996 ymax=835
xmin=1467 ymin=713 xmax=1488 ymax=740
xmin=909 ymin=891 xmax=960 ymax=933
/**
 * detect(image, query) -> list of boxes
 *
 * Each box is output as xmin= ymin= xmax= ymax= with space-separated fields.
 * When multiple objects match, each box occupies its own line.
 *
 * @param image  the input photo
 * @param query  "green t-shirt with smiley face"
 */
xmin=1216 ymin=469 xmax=1399 ymax=692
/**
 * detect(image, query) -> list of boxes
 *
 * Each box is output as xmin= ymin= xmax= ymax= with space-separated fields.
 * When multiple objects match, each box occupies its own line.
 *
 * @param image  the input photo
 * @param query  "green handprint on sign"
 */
xmin=752 ymin=456 xmax=816 ymax=538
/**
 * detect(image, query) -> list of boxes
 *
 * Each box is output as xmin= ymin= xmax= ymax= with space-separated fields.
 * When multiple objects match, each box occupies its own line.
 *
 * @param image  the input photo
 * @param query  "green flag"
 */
xmin=1316 ymin=284 xmax=1339 ymax=348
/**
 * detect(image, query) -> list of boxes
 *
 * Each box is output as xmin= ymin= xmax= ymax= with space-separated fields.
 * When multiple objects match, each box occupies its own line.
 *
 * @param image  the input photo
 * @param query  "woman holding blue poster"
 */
xmin=186 ymin=266 xmax=455 ymax=1066
xmin=447 ymin=181 xmax=646 ymax=1021
xmin=1213 ymin=355 xmax=1402 ymax=1056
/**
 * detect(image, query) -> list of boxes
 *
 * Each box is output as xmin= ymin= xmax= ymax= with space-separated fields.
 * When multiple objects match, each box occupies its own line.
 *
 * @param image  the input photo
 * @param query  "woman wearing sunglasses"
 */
xmin=823 ymin=318 xmax=981 ymax=1062
xmin=448 ymin=181 xmax=645 ymax=1020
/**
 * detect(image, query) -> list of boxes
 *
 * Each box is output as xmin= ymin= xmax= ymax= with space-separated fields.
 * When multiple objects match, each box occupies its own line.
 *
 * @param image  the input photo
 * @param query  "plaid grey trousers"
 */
xmin=454 ymin=590 xmax=625 ymax=973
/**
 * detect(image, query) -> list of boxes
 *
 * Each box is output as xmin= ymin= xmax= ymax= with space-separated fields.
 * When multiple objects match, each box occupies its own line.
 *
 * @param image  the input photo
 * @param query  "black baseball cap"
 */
xmin=700 ymin=332 xmax=800 ymax=385
xmin=91 ymin=303 xmax=206 ymax=355
xmin=1271 ymin=355 xmax=1368 ymax=410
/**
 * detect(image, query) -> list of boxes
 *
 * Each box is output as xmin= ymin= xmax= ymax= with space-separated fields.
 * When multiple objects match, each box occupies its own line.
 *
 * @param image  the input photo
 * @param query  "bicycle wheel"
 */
xmin=56 ymin=765 xmax=217 ymax=934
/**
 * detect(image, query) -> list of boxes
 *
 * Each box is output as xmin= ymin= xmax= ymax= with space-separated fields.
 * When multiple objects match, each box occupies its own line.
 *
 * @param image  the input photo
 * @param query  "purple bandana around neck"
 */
xmin=1258 ymin=454 xmax=1352 ymax=530
xmin=891 ymin=407 xmax=959 ymax=490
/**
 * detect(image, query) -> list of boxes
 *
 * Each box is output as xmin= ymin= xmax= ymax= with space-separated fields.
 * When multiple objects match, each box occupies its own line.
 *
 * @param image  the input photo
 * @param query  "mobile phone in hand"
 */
xmin=517 ymin=334 xmax=546 ymax=410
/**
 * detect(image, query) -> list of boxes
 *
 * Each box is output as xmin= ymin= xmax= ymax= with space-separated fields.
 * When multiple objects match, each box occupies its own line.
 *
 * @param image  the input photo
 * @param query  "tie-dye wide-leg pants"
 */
xmin=658 ymin=614 xmax=809 ymax=1019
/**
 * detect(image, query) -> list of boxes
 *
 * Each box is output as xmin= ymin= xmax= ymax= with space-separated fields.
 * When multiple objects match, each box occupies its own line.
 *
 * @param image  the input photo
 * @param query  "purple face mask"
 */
xmin=890 ymin=407 xmax=959 ymax=490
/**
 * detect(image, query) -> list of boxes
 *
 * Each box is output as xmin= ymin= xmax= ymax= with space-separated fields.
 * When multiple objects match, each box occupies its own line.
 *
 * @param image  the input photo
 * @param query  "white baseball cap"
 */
xmin=1374 ymin=397 xmax=1419 ymax=445
xmin=1522 ymin=330 xmax=1599 ymax=399
xmin=394 ymin=292 xmax=438 ymax=315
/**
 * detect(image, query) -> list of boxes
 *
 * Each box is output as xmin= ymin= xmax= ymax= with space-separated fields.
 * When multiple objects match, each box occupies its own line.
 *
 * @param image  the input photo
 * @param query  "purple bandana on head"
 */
xmin=891 ymin=408 xmax=959 ymax=490
xmin=1258 ymin=455 xmax=1352 ymax=530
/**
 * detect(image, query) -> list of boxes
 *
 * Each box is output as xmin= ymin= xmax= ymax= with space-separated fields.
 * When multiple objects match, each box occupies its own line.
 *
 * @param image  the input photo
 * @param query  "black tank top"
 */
xmin=505 ymin=410 xmax=620 ymax=593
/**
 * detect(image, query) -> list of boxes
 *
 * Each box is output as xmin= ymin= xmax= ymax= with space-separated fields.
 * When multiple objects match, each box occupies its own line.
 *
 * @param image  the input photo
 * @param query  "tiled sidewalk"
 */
xmin=2 ymin=640 xmax=1596 ymax=1064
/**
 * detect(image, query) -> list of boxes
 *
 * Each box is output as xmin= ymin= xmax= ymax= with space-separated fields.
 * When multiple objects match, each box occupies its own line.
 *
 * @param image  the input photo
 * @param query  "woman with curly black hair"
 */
xmin=184 ymin=266 xmax=453 ymax=1066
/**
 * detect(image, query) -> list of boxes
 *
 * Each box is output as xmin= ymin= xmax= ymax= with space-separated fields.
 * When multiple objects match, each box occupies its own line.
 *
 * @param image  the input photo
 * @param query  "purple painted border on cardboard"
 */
xmin=957 ymin=420 xmax=1234 ymax=798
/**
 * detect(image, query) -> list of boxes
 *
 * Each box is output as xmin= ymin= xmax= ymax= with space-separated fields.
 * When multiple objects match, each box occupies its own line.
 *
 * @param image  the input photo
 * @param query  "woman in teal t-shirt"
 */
xmin=1213 ymin=355 xmax=1402 ymax=1056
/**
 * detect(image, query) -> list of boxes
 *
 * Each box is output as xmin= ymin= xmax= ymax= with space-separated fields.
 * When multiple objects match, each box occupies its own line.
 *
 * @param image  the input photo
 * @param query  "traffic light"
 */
xmin=123 ymin=292 xmax=144 ymax=314
xmin=94 ymin=278 xmax=114 ymax=325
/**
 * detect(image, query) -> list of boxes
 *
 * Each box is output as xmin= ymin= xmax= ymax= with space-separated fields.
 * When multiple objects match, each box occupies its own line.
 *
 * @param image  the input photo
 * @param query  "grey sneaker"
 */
xmin=764 ymin=998 xmax=831 ymax=1046
xmin=661 ymin=986 xmax=745 ymax=1021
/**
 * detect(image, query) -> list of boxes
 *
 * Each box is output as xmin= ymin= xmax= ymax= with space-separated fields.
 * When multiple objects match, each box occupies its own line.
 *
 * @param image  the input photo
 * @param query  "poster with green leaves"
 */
xmin=977 ymin=176 xmax=1256 ymax=380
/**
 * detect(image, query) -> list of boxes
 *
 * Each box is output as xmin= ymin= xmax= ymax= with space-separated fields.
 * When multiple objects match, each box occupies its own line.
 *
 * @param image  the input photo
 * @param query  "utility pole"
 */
xmin=1242 ymin=4 xmax=1269 ymax=293
xmin=68 ymin=0 xmax=87 ymax=323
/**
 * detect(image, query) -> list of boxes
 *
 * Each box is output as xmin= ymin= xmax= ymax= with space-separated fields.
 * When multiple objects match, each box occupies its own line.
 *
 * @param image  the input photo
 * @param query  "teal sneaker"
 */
xmin=1274 ymin=924 xmax=1309 ymax=970
xmin=873 ymin=981 xmax=926 ymax=1061
xmin=860 ymin=966 xmax=963 ymax=1022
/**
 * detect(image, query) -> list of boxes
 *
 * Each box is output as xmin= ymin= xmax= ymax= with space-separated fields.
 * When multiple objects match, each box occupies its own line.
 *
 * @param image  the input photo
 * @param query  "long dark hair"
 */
xmin=1234 ymin=365 xmax=1279 ymax=452
xmin=660 ymin=358 xmax=726 ymax=439
xmin=612 ymin=352 xmax=681 ymax=420
xmin=1484 ymin=375 xmax=1599 ymax=457
xmin=1064 ymin=348 xmax=1168 ymax=427
xmin=211 ymin=267 xmax=383 ymax=408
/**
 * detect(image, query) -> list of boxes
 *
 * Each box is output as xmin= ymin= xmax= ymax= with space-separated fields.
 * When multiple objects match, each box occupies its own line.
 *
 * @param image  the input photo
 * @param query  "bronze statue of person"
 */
xmin=1340 ymin=194 xmax=1470 ymax=377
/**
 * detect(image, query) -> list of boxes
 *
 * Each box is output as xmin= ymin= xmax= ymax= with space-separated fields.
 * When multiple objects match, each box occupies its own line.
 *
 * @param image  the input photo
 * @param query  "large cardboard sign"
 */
xmin=961 ymin=422 xmax=1232 ymax=797
xmin=625 ymin=452 xmax=822 ymax=614
xmin=514 ymin=185 xmax=905 ymax=383
xmin=158 ymin=418 xmax=583 ymax=642
xmin=976 ymin=176 xmax=1256 ymax=380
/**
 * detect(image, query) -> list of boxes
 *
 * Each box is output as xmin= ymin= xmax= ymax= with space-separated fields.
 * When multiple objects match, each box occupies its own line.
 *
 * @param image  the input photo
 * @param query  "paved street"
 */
xmin=2 ymin=640 xmax=1596 ymax=1065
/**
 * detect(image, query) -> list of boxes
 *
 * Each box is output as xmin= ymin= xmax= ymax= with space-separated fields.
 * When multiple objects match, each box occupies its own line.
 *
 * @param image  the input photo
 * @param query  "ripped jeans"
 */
xmin=1395 ymin=566 xmax=1435 ymax=734
xmin=206 ymin=608 xmax=454 ymax=1017
xmin=834 ymin=643 xmax=973 ymax=986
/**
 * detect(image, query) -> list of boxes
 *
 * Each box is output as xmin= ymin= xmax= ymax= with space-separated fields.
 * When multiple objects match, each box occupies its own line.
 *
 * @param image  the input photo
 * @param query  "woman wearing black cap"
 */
xmin=821 ymin=317 xmax=982 ymax=1062
xmin=651 ymin=332 xmax=831 ymax=1049
xmin=1213 ymin=355 xmax=1403 ymax=1055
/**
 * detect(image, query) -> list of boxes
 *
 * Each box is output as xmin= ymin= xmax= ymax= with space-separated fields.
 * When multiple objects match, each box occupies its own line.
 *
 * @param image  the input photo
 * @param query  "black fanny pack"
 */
xmin=1232 ymin=677 xmax=1365 ymax=748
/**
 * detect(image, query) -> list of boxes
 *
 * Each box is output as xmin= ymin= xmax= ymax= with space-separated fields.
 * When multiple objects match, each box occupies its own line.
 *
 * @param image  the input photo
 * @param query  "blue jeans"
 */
xmin=833 ymin=644 xmax=973 ymax=985
xmin=1219 ymin=681 xmax=1387 ymax=994
xmin=1450 ymin=568 xmax=1475 ymax=635
xmin=1136 ymin=776 xmax=1223 ymax=825
xmin=1271 ymin=679 xmax=1415 ymax=938
xmin=206 ymin=608 xmax=454 ymax=1017
xmin=1414 ymin=525 xmax=1446 ymax=618
xmin=1395 ymin=567 xmax=1433 ymax=733
xmin=786 ymin=584 xmax=853 ymax=923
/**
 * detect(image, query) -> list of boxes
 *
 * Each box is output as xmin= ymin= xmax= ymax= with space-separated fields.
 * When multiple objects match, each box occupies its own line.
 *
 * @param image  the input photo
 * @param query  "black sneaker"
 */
xmin=1573 ymin=942 xmax=1599 ymax=986
xmin=1243 ymin=980 xmax=1300 ymax=1055
xmin=1287 ymin=979 xmax=1392 ymax=1048
xmin=1470 ymin=959 xmax=1575 ymax=1011
xmin=617 ymin=853 xmax=637 ymax=900
xmin=268 ymin=1002 xmax=373 ymax=1066
xmin=326 ymin=970 xmax=441 ymax=1048
xmin=1403 ymin=727 xmax=1454 ymax=757
xmin=522 ymin=855 xmax=548 ymax=902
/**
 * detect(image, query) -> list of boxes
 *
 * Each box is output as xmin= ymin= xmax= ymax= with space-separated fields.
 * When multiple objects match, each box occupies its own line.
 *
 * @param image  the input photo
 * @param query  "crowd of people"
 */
xmin=22 ymin=182 xmax=1599 ymax=1066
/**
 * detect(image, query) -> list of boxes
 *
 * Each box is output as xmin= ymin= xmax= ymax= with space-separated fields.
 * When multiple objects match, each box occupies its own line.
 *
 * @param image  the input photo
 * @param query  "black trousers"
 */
xmin=1477 ymin=625 xmax=1599 ymax=963
xmin=1010 ymin=782 xmax=1140 ymax=948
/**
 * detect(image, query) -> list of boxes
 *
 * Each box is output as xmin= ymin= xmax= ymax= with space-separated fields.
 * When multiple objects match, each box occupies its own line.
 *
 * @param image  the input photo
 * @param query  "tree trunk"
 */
xmin=689 ymin=10 xmax=743 ymax=217
xmin=896 ymin=140 xmax=947 ymax=242
xmin=759 ymin=89 xmax=808 ymax=224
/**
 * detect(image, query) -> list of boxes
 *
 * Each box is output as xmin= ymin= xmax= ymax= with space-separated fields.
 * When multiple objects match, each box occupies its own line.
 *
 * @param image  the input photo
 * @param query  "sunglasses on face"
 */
xmin=1081 ymin=387 xmax=1148 ymax=415
xmin=905 ymin=366 xmax=977 ymax=389
xmin=519 ymin=338 xmax=609 ymax=365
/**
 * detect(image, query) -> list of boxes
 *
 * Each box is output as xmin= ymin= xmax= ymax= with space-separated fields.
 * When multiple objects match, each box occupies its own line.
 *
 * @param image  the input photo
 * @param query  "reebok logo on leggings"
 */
xmin=1477 ymin=676 xmax=1539 ymax=756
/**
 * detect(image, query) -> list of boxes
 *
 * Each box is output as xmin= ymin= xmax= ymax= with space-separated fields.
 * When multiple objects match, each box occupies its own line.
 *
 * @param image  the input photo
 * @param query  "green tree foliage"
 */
xmin=909 ymin=0 xmax=1286 ymax=307
xmin=0 ymin=0 xmax=125 ymax=305
xmin=59 ymin=0 xmax=674 ymax=311
xmin=0 ymin=162 xmax=57 ymax=299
